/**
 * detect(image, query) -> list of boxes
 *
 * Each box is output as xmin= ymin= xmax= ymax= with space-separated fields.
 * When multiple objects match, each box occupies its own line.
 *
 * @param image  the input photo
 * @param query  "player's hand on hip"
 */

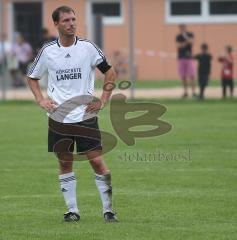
xmin=37 ymin=99 xmax=58 ymax=113
xmin=86 ymin=100 xmax=105 ymax=113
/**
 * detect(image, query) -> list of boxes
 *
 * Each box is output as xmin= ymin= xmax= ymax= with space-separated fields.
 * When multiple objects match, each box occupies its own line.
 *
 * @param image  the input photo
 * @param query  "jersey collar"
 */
xmin=57 ymin=36 xmax=78 ymax=48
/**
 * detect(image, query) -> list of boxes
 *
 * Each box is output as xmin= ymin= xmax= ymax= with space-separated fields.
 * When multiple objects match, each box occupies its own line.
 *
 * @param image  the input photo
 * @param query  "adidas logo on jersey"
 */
xmin=65 ymin=53 xmax=71 ymax=58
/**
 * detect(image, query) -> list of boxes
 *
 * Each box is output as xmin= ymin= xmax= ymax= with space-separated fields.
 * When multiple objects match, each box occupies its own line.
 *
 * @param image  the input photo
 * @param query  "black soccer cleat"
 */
xmin=104 ymin=212 xmax=118 ymax=222
xmin=64 ymin=212 xmax=80 ymax=222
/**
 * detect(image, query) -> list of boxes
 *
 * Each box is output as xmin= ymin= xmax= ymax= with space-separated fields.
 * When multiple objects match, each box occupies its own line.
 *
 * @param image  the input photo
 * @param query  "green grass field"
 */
xmin=95 ymin=79 xmax=229 ymax=89
xmin=0 ymin=99 xmax=236 ymax=240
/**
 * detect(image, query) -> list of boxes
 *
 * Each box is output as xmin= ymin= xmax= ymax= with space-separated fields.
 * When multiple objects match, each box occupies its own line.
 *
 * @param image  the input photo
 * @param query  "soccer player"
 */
xmin=218 ymin=46 xmax=234 ymax=98
xmin=176 ymin=24 xmax=197 ymax=98
xmin=27 ymin=6 xmax=117 ymax=222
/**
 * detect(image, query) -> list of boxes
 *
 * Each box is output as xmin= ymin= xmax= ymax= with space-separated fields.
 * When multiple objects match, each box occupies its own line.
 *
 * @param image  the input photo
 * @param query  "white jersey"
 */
xmin=27 ymin=36 xmax=110 ymax=123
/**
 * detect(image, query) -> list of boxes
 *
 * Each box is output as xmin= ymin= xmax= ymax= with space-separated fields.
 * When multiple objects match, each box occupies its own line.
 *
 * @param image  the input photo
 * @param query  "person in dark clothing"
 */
xmin=37 ymin=28 xmax=56 ymax=52
xmin=176 ymin=24 xmax=196 ymax=98
xmin=193 ymin=43 xmax=212 ymax=100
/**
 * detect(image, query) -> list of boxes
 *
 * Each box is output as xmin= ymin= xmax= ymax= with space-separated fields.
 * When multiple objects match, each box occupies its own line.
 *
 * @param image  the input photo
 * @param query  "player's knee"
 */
xmin=59 ymin=160 xmax=72 ymax=170
xmin=57 ymin=153 xmax=73 ymax=171
xmin=90 ymin=157 xmax=107 ymax=172
xmin=90 ymin=157 xmax=102 ymax=167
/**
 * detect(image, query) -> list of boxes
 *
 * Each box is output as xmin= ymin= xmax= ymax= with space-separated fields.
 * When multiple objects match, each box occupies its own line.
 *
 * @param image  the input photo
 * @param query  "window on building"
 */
xmin=210 ymin=1 xmax=237 ymax=15
xmin=92 ymin=2 xmax=120 ymax=17
xmin=166 ymin=0 xmax=237 ymax=23
xmin=90 ymin=1 xmax=123 ymax=25
xmin=14 ymin=2 xmax=42 ymax=49
xmin=171 ymin=1 xmax=201 ymax=16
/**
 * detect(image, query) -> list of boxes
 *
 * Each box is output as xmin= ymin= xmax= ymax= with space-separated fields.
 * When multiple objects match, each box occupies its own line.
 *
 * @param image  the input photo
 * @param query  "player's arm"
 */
xmin=86 ymin=66 xmax=116 ymax=112
xmin=26 ymin=46 xmax=57 ymax=112
xmin=100 ymin=67 xmax=116 ymax=108
xmin=27 ymin=77 xmax=57 ymax=112
xmin=86 ymin=43 xmax=116 ymax=112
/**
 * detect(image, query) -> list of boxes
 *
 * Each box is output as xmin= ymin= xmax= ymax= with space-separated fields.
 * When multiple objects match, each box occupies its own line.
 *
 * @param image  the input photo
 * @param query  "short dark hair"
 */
xmin=201 ymin=43 xmax=208 ymax=51
xmin=52 ymin=6 xmax=75 ymax=22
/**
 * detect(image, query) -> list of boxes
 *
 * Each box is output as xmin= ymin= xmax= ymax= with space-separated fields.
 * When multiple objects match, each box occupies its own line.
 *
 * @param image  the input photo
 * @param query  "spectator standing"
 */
xmin=36 ymin=29 xmax=56 ymax=88
xmin=193 ymin=43 xmax=212 ymax=100
xmin=37 ymin=28 xmax=56 ymax=51
xmin=11 ymin=33 xmax=33 ymax=87
xmin=218 ymin=46 xmax=234 ymax=98
xmin=176 ymin=24 xmax=196 ymax=98
xmin=0 ymin=34 xmax=12 ymax=73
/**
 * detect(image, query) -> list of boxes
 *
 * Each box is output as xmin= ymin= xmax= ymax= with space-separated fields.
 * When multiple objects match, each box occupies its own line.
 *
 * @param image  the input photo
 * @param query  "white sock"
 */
xmin=95 ymin=173 xmax=113 ymax=214
xmin=59 ymin=172 xmax=79 ymax=214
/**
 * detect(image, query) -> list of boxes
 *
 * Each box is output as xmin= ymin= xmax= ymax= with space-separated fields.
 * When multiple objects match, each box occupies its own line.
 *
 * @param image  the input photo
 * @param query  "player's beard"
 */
xmin=59 ymin=25 xmax=76 ymax=38
xmin=61 ymin=29 xmax=76 ymax=39
xmin=66 ymin=27 xmax=76 ymax=35
xmin=65 ymin=32 xmax=75 ymax=38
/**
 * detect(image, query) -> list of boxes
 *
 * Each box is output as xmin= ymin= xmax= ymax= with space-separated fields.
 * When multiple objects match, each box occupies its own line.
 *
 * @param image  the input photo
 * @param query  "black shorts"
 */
xmin=198 ymin=73 xmax=209 ymax=88
xmin=222 ymin=78 xmax=234 ymax=88
xmin=48 ymin=117 xmax=102 ymax=154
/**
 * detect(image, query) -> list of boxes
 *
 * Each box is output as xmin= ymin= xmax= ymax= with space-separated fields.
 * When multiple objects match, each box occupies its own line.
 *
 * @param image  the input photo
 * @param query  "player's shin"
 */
xmin=59 ymin=172 xmax=79 ymax=214
xmin=95 ymin=172 xmax=113 ymax=213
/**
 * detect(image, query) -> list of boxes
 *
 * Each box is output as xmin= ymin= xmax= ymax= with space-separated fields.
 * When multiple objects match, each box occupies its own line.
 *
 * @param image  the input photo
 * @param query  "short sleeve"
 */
xmin=88 ymin=42 xmax=111 ymax=73
xmin=26 ymin=47 xmax=47 ymax=79
xmin=88 ymin=43 xmax=106 ymax=68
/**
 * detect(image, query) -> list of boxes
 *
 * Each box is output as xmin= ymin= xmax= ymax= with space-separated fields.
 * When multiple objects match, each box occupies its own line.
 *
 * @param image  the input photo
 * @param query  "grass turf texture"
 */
xmin=94 ymin=79 xmax=232 ymax=89
xmin=0 ymin=99 xmax=236 ymax=240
